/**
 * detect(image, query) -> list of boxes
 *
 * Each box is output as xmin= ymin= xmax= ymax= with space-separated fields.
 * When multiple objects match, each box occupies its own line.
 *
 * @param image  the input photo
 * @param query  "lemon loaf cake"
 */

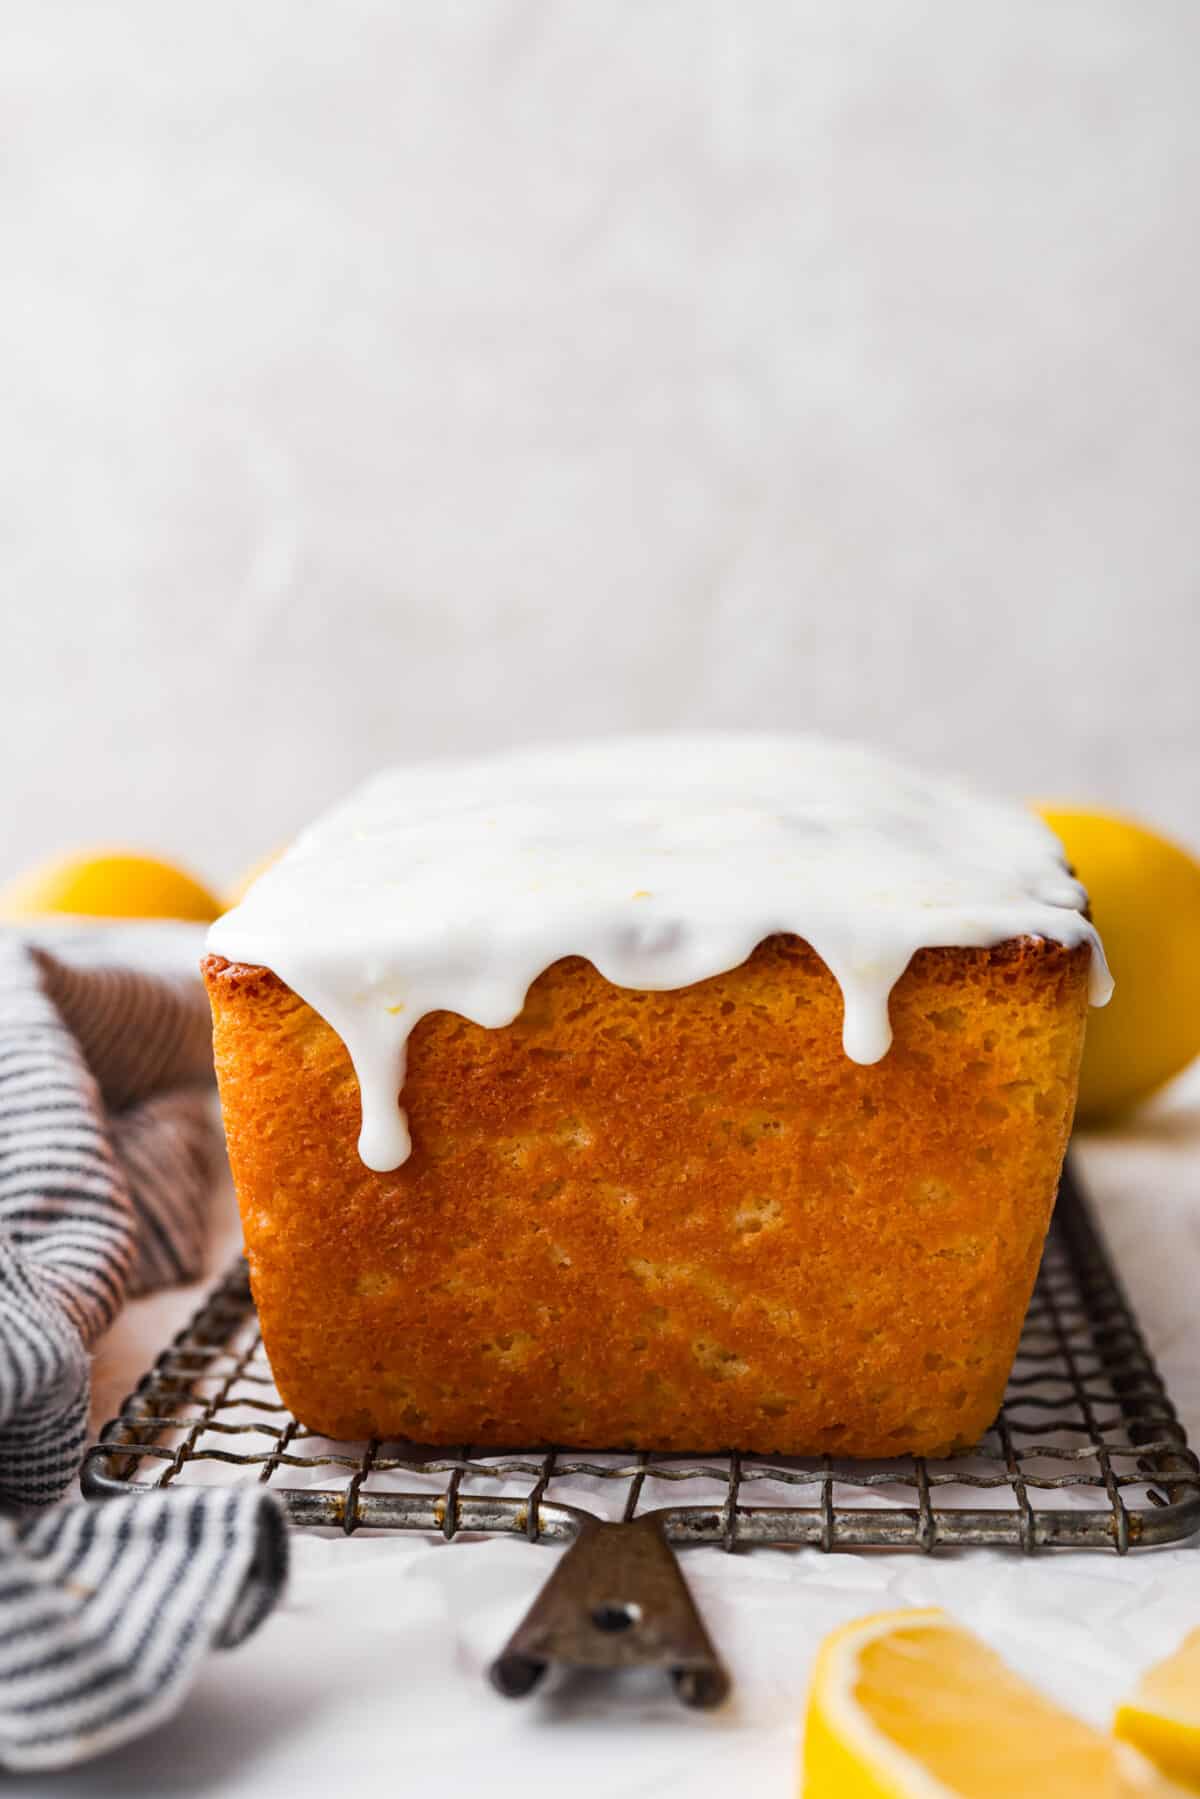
xmin=204 ymin=736 xmax=1110 ymax=1456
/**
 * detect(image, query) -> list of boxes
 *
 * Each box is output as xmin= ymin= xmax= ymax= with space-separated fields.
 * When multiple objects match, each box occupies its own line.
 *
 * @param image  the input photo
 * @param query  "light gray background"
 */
xmin=3 ymin=1 xmax=1197 ymax=887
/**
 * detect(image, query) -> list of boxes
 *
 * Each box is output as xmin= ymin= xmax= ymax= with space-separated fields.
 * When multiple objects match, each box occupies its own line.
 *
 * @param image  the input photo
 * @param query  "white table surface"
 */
xmin=38 ymin=1071 xmax=1200 ymax=1797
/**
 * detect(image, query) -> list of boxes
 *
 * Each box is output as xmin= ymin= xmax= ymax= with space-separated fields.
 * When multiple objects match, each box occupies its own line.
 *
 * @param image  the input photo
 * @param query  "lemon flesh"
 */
xmin=1115 ymin=1627 xmax=1200 ymax=1792
xmin=1036 ymin=809 xmax=1200 ymax=1121
xmin=0 ymin=851 xmax=222 ymax=924
xmin=802 ymin=1608 xmax=1179 ymax=1797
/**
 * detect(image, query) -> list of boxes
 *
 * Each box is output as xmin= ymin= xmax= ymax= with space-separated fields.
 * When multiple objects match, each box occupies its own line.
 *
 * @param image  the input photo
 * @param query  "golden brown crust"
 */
xmin=204 ymin=935 xmax=1090 ymax=1457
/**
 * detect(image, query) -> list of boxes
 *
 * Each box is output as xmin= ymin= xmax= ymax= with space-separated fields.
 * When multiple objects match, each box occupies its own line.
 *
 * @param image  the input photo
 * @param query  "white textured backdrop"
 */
xmin=3 ymin=1 xmax=1198 ymax=885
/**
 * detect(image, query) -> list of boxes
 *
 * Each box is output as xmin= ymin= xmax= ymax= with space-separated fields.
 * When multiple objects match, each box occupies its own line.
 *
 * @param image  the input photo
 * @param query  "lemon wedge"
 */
xmin=1114 ymin=1627 xmax=1200 ymax=1792
xmin=0 ymin=851 xmax=222 ymax=924
xmin=801 ymin=1608 xmax=1179 ymax=1797
xmin=1036 ymin=808 xmax=1200 ymax=1122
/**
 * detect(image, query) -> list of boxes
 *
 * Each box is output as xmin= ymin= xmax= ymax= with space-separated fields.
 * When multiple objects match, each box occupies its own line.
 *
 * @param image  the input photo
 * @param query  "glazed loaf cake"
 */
xmin=205 ymin=736 xmax=1109 ymax=1457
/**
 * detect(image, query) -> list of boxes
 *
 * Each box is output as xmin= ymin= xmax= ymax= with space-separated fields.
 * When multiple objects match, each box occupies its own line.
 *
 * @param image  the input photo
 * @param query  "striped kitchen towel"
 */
xmin=0 ymin=935 xmax=287 ymax=1771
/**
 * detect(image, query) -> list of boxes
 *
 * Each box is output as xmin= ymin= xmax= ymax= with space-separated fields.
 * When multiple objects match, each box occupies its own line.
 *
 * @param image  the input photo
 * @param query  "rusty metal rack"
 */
xmin=84 ymin=1161 xmax=1199 ymax=1555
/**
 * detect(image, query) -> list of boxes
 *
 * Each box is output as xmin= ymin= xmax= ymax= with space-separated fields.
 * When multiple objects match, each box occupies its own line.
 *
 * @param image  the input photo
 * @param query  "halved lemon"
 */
xmin=801 ymin=1608 xmax=1179 ymax=1796
xmin=1114 ymin=1627 xmax=1200 ymax=1792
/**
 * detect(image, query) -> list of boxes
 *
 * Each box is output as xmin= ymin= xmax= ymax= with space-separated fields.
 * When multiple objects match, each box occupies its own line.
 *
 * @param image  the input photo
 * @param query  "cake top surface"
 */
xmin=208 ymin=734 xmax=1111 ymax=1171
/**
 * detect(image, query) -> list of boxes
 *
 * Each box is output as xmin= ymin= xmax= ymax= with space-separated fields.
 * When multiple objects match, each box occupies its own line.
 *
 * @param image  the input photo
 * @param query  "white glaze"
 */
xmin=208 ymin=735 xmax=1112 ymax=1172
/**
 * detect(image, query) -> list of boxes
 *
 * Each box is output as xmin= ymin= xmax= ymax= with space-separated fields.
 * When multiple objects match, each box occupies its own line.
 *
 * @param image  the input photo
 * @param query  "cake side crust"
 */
xmin=204 ymin=935 xmax=1090 ymax=1456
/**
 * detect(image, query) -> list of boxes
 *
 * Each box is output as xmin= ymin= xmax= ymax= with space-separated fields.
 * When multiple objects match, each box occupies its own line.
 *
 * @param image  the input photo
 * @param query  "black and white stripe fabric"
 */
xmin=0 ymin=1488 xmax=286 ymax=1771
xmin=0 ymin=935 xmax=287 ymax=1770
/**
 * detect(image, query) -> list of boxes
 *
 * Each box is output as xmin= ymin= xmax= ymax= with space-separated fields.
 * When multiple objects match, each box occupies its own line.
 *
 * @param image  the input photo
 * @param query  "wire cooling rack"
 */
xmin=84 ymin=1162 xmax=1199 ymax=1555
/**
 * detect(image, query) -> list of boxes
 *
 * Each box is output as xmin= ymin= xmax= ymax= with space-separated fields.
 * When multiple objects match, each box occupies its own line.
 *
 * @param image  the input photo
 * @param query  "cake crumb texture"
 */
xmin=204 ymin=935 xmax=1089 ymax=1456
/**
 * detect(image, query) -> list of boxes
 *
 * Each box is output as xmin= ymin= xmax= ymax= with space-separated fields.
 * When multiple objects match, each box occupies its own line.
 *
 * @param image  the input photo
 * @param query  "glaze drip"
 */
xmin=207 ymin=735 xmax=1111 ymax=1171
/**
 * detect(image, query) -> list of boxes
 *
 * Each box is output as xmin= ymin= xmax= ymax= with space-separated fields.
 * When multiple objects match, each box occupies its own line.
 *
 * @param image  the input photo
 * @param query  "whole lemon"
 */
xmin=1037 ymin=808 xmax=1200 ymax=1122
xmin=0 ymin=850 xmax=222 ymax=924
